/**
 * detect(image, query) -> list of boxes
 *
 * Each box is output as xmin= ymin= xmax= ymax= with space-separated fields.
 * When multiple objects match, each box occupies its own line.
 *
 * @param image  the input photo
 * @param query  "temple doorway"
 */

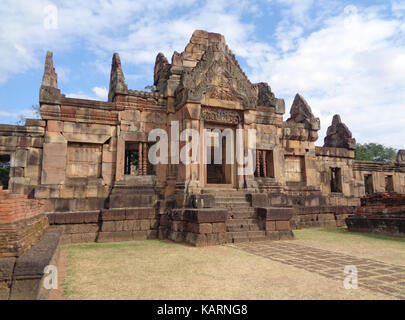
xmin=204 ymin=125 xmax=235 ymax=187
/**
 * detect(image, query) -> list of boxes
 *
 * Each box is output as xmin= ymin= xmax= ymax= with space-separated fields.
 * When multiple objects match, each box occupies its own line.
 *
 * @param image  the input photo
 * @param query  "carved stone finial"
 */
xmin=41 ymin=51 xmax=58 ymax=88
xmin=108 ymin=52 xmax=128 ymax=102
xmin=287 ymin=94 xmax=320 ymax=130
xmin=397 ymin=150 xmax=405 ymax=164
xmin=255 ymin=82 xmax=285 ymax=114
xmin=39 ymin=51 xmax=61 ymax=104
xmin=154 ymin=53 xmax=170 ymax=92
xmin=323 ymin=114 xmax=356 ymax=150
xmin=256 ymin=82 xmax=275 ymax=107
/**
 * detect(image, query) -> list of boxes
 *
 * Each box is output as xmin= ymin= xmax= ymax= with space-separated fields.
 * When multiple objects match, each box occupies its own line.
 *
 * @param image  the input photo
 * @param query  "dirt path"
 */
xmin=231 ymin=241 xmax=405 ymax=299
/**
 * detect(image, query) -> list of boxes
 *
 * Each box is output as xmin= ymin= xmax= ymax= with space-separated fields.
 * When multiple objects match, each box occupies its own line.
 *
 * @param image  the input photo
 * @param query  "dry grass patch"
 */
xmin=60 ymin=237 xmax=394 ymax=300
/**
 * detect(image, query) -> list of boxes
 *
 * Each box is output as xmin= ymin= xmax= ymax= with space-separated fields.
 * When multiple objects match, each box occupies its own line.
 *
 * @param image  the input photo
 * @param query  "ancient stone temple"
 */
xmin=1 ymin=30 xmax=405 ymax=250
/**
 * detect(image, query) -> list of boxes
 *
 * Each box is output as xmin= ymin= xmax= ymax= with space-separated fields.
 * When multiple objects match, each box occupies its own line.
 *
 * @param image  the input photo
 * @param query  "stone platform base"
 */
xmin=346 ymin=193 xmax=405 ymax=238
xmin=0 ymin=227 xmax=62 ymax=300
xmin=346 ymin=215 xmax=405 ymax=238
xmin=47 ymin=207 xmax=159 ymax=244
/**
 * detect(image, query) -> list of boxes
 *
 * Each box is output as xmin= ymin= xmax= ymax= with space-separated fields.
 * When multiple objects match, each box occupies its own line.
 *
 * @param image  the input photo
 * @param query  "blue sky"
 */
xmin=0 ymin=0 xmax=404 ymax=148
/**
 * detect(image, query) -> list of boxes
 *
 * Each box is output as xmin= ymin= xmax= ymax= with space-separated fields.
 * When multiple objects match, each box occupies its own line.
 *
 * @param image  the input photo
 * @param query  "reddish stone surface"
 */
xmin=0 ymin=189 xmax=48 ymax=257
xmin=346 ymin=192 xmax=405 ymax=237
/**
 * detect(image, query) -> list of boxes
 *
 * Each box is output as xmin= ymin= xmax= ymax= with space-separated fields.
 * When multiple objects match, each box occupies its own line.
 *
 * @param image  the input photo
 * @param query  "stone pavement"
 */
xmin=229 ymin=241 xmax=405 ymax=299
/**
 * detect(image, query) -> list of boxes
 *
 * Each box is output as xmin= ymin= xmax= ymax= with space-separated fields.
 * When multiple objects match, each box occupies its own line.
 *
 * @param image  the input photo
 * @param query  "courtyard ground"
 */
xmin=52 ymin=227 xmax=405 ymax=300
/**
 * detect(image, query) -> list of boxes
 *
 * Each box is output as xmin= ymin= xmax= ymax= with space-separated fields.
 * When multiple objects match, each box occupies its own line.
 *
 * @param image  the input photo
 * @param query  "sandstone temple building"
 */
xmin=1 ymin=30 xmax=405 ymax=257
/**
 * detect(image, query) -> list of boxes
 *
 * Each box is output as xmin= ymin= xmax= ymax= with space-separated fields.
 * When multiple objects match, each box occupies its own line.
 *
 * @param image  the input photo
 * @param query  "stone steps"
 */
xmin=217 ymin=201 xmax=251 ymax=209
xmin=215 ymin=195 xmax=247 ymax=202
xmin=227 ymin=208 xmax=256 ymax=220
xmin=201 ymin=189 xmax=248 ymax=196
xmin=226 ymin=231 xmax=267 ymax=243
xmin=226 ymin=219 xmax=261 ymax=232
xmin=201 ymin=188 xmax=266 ymax=244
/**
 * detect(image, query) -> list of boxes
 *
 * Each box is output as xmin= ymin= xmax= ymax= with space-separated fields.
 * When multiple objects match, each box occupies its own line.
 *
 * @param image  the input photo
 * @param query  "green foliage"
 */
xmin=355 ymin=143 xmax=397 ymax=163
xmin=144 ymin=85 xmax=157 ymax=92
xmin=0 ymin=161 xmax=10 ymax=189
xmin=129 ymin=151 xmax=139 ymax=168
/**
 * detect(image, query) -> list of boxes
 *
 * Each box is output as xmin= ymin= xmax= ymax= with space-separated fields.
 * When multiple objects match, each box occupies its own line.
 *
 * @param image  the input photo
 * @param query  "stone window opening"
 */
xmin=255 ymin=150 xmax=275 ymax=178
xmin=364 ymin=174 xmax=373 ymax=195
xmin=330 ymin=167 xmax=342 ymax=193
xmin=124 ymin=142 xmax=154 ymax=176
xmin=385 ymin=175 xmax=394 ymax=192
xmin=0 ymin=154 xmax=10 ymax=190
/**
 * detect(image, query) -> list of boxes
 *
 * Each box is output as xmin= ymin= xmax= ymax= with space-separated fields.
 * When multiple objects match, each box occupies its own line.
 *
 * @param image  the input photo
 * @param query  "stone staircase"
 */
xmin=201 ymin=188 xmax=266 ymax=243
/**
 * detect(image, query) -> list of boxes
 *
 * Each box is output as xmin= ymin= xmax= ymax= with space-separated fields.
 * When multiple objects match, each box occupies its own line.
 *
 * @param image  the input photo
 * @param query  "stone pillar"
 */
xmin=199 ymin=119 xmax=205 ymax=189
xmin=115 ymin=136 xmax=125 ymax=181
xmin=256 ymin=149 xmax=260 ymax=177
xmin=142 ymin=142 xmax=148 ymax=175
xmin=138 ymin=141 xmax=143 ymax=175
xmin=237 ymin=122 xmax=244 ymax=189
xmin=263 ymin=150 xmax=267 ymax=178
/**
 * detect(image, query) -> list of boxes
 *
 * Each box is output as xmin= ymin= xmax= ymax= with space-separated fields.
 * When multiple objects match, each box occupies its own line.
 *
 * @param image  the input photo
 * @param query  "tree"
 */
xmin=355 ymin=143 xmax=397 ymax=163
xmin=16 ymin=104 xmax=40 ymax=125
xmin=144 ymin=85 xmax=156 ymax=92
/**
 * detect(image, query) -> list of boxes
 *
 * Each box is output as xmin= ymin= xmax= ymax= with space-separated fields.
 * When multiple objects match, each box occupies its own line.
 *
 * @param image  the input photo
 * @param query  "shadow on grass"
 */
xmin=317 ymin=226 xmax=405 ymax=243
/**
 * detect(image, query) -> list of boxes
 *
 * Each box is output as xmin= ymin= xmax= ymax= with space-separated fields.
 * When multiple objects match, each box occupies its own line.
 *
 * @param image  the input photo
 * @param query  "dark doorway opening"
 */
xmin=385 ymin=175 xmax=394 ymax=192
xmin=364 ymin=174 xmax=373 ymax=195
xmin=0 ymin=154 xmax=10 ymax=190
xmin=330 ymin=167 xmax=342 ymax=193
xmin=207 ymin=136 xmax=226 ymax=184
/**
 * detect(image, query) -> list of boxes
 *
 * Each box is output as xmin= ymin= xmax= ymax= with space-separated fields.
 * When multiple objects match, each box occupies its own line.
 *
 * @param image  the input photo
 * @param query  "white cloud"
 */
xmin=0 ymin=108 xmax=37 ymax=122
xmin=92 ymin=86 xmax=108 ymax=100
xmin=247 ymin=5 xmax=405 ymax=149
xmin=0 ymin=0 xmax=404 ymax=149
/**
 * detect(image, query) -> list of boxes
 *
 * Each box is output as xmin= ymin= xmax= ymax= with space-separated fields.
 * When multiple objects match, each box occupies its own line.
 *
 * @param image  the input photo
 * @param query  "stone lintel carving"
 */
xmin=39 ymin=51 xmax=62 ymax=104
xmin=201 ymin=107 xmax=241 ymax=125
xmin=287 ymin=93 xmax=320 ymax=131
xmin=108 ymin=53 xmax=128 ymax=102
xmin=323 ymin=114 xmax=356 ymax=150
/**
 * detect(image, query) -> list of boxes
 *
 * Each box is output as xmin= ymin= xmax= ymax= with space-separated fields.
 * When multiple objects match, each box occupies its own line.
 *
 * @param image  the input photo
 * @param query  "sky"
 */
xmin=0 ymin=0 xmax=404 ymax=149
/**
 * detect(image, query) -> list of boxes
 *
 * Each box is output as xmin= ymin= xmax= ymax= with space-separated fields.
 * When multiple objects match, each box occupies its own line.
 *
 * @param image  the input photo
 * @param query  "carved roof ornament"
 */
xmin=39 ymin=51 xmax=62 ymax=104
xmin=42 ymin=51 xmax=58 ymax=88
xmin=323 ymin=114 xmax=356 ymax=150
xmin=154 ymin=53 xmax=170 ymax=92
xmin=108 ymin=52 xmax=128 ymax=102
xmin=255 ymin=82 xmax=285 ymax=115
xmin=287 ymin=94 xmax=320 ymax=131
xmin=397 ymin=150 xmax=405 ymax=164
xmin=256 ymin=82 xmax=276 ymax=107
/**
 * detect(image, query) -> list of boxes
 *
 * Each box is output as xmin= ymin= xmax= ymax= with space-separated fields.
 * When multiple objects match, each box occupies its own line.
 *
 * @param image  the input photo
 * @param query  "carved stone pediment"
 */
xmin=201 ymin=107 xmax=242 ymax=125
xmin=176 ymin=44 xmax=258 ymax=109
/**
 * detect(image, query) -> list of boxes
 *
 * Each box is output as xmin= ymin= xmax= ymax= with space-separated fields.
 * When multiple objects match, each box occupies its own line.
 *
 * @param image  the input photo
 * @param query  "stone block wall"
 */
xmin=256 ymin=207 xmax=295 ymax=240
xmin=0 ymin=120 xmax=45 ymax=196
xmin=1 ymin=228 xmax=62 ymax=300
xmin=47 ymin=207 xmax=159 ymax=244
xmin=346 ymin=193 xmax=405 ymax=237
xmin=0 ymin=188 xmax=48 ymax=257
xmin=353 ymin=161 xmax=405 ymax=195
xmin=167 ymin=208 xmax=228 ymax=246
